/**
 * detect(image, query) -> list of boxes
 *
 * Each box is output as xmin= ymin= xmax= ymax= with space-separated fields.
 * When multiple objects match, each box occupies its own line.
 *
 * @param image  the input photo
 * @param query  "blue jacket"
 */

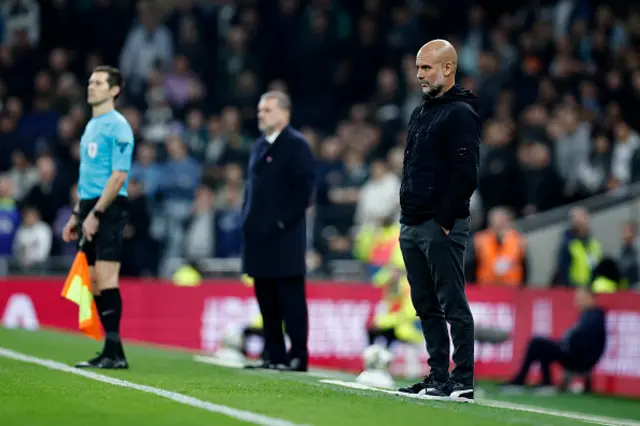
xmin=0 ymin=199 xmax=20 ymax=257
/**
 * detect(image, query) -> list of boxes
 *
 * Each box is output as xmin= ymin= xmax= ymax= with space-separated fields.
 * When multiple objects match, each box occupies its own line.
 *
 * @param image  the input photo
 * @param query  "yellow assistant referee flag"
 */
xmin=60 ymin=237 xmax=102 ymax=341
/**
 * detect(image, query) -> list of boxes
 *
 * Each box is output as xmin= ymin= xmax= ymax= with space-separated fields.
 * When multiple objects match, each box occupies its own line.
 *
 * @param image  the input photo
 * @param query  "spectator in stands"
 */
xmin=1 ymin=0 xmax=40 ymax=47
xmin=52 ymin=183 xmax=78 ymax=257
xmin=214 ymin=187 xmax=243 ymax=260
xmin=1 ymin=0 xmax=640 ymax=282
xmin=355 ymin=159 xmax=400 ymax=227
xmin=215 ymin=163 xmax=245 ymax=210
xmin=502 ymin=286 xmax=607 ymax=392
xmin=130 ymin=142 xmax=162 ymax=199
xmin=519 ymin=142 xmax=564 ymax=215
xmin=7 ymin=149 xmax=37 ymax=202
xmin=0 ymin=176 xmax=19 ymax=275
xmin=327 ymin=149 xmax=368 ymax=231
xmin=184 ymin=185 xmax=216 ymax=262
xmin=618 ymin=221 xmax=640 ymax=289
xmin=119 ymin=0 xmax=173 ymax=100
xmin=552 ymin=207 xmax=602 ymax=288
xmin=158 ymin=136 xmax=201 ymax=264
xmin=552 ymin=106 xmax=592 ymax=203
xmin=12 ymin=205 xmax=51 ymax=269
xmin=578 ymin=133 xmax=612 ymax=195
xmin=164 ymin=55 xmax=205 ymax=112
xmin=121 ymin=178 xmax=155 ymax=277
xmin=609 ymin=120 xmax=640 ymax=190
xmin=182 ymin=108 xmax=208 ymax=162
xmin=478 ymin=119 xmax=525 ymax=216
xmin=469 ymin=207 xmax=527 ymax=286
xmin=22 ymin=154 xmax=66 ymax=226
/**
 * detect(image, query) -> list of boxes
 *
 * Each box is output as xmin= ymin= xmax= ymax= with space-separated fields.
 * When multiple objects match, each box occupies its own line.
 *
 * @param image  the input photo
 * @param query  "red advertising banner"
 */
xmin=1 ymin=278 xmax=639 ymax=398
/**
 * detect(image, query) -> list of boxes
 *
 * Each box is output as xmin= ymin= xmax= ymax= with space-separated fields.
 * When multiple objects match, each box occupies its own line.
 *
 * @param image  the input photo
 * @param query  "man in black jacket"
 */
xmin=396 ymin=39 xmax=481 ymax=402
xmin=241 ymin=91 xmax=316 ymax=372
xmin=502 ymin=286 xmax=607 ymax=391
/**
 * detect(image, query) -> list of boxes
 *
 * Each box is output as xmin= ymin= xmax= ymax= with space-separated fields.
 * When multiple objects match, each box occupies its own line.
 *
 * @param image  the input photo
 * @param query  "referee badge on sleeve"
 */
xmin=88 ymin=142 xmax=98 ymax=158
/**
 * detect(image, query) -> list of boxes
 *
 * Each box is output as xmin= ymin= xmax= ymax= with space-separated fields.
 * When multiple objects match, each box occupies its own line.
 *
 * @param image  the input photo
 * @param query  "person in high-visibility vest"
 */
xmin=353 ymin=218 xmax=400 ymax=278
xmin=367 ymin=243 xmax=423 ymax=347
xmin=590 ymin=257 xmax=623 ymax=293
xmin=472 ymin=207 xmax=527 ymax=287
xmin=172 ymin=263 xmax=202 ymax=286
xmin=553 ymin=207 xmax=602 ymax=287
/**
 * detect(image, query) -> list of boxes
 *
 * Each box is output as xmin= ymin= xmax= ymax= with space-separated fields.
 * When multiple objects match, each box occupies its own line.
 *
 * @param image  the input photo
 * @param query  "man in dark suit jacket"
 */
xmin=241 ymin=91 xmax=316 ymax=372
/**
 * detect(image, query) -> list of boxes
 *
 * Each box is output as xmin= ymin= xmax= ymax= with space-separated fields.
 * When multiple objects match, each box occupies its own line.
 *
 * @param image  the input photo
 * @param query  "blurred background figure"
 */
xmin=502 ymin=287 xmax=607 ymax=393
xmin=469 ymin=206 xmax=527 ymax=286
xmin=0 ymin=175 xmax=20 ymax=276
xmin=12 ymin=206 xmax=52 ymax=272
xmin=552 ymin=207 xmax=602 ymax=288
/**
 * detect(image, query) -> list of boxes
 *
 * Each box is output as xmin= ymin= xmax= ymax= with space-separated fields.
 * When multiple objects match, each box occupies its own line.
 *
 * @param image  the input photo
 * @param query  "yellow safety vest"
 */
xmin=353 ymin=224 xmax=400 ymax=266
xmin=568 ymin=238 xmax=602 ymax=286
xmin=172 ymin=265 xmax=201 ymax=286
xmin=591 ymin=276 xmax=617 ymax=293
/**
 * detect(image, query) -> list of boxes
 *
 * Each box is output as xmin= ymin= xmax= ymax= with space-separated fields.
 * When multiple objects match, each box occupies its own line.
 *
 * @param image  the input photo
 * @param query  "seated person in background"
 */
xmin=502 ymin=286 xmax=606 ymax=391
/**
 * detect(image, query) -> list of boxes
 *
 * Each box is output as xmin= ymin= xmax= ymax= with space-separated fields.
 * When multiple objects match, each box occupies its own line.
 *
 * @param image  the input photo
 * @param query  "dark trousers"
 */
xmin=253 ymin=276 xmax=308 ymax=365
xmin=512 ymin=337 xmax=587 ymax=386
xmin=399 ymin=218 xmax=474 ymax=386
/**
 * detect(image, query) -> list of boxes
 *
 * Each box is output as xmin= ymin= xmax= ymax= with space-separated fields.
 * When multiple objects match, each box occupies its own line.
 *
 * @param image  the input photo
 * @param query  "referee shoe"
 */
xmin=75 ymin=353 xmax=129 ymax=369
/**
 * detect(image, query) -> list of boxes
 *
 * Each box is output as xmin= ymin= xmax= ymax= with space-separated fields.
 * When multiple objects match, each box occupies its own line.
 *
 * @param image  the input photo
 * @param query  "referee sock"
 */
xmin=93 ymin=294 xmax=104 ymax=326
xmin=100 ymin=288 xmax=124 ymax=358
xmin=93 ymin=294 xmax=107 ymax=355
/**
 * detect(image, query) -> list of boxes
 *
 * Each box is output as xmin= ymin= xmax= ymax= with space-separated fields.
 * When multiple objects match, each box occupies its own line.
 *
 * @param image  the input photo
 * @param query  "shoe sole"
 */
xmin=74 ymin=363 xmax=95 ymax=369
xmin=395 ymin=388 xmax=436 ymax=399
xmin=421 ymin=395 xmax=475 ymax=403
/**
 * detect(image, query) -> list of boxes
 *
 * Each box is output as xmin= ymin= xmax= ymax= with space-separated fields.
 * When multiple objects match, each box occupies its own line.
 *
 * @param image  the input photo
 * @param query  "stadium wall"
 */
xmin=1 ymin=278 xmax=638 ymax=398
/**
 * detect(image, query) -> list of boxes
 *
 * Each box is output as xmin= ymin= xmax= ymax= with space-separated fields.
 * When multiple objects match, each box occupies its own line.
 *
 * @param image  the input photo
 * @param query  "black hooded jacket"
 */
xmin=400 ymin=85 xmax=481 ymax=229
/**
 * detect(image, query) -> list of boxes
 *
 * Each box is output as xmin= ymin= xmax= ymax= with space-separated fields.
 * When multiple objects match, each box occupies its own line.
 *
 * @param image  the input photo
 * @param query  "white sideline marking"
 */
xmin=320 ymin=379 xmax=640 ymax=426
xmin=0 ymin=347 xmax=309 ymax=426
xmin=193 ymin=355 xmax=352 ymax=379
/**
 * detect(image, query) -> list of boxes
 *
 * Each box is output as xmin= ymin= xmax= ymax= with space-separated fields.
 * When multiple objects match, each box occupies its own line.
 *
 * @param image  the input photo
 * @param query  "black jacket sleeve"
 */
xmin=435 ymin=105 xmax=481 ymax=230
xmin=278 ymin=138 xmax=316 ymax=230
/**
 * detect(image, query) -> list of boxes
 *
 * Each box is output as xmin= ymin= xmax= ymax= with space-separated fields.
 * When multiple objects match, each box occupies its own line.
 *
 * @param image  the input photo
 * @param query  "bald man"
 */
xmin=397 ymin=40 xmax=481 ymax=402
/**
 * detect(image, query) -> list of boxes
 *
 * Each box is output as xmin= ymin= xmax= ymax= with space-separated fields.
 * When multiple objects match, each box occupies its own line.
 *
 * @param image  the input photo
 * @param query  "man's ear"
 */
xmin=443 ymin=61 xmax=454 ymax=77
xmin=110 ymin=85 xmax=121 ymax=98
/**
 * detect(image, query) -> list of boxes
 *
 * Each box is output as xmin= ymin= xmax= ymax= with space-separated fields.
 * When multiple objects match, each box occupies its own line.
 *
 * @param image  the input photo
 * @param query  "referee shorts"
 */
xmin=77 ymin=196 xmax=128 ymax=266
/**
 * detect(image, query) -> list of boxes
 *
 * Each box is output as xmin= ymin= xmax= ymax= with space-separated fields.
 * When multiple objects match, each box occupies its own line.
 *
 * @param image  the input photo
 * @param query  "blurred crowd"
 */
xmin=0 ymin=0 xmax=640 ymax=279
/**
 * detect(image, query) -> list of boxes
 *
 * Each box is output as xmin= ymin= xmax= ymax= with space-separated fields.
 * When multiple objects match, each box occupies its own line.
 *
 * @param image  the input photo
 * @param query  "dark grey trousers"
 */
xmin=399 ymin=218 xmax=475 ymax=386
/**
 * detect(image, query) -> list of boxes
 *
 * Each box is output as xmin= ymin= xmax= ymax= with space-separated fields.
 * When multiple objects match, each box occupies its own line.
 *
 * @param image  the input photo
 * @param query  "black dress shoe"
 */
xmin=278 ymin=357 xmax=308 ymax=372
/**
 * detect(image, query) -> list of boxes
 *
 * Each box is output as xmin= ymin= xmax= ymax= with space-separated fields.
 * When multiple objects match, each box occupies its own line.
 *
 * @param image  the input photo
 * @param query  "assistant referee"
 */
xmin=62 ymin=66 xmax=135 ymax=369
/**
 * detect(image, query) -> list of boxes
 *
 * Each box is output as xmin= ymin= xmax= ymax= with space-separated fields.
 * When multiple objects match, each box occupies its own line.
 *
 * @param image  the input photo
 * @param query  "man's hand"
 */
xmin=440 ymin=226 xmax=450 ymax=236
xmin=62 ymin=215 xmax=79 ymax=242
xmin=82 ymin=212 xmax=100 ymax=242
